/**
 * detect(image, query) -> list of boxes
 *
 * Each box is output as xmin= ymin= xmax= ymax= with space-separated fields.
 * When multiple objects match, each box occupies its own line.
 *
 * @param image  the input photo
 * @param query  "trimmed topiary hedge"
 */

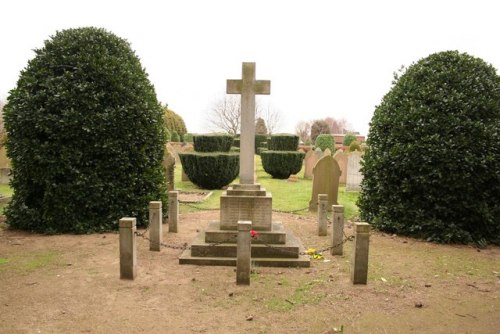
xmin=255 ymin=134 xmax=269 ymax=152
xmin=268 ymin=134 xmax=299 ymax=151
xmin=3 ymin=27 xmax=167 ymax=233
xmin=358 ymin=50 xmax=500 ymax=245
xmin=179 ymin=152 xmax=239 ymax=189
xmin=315 ymin=134 xmax=335 ymax=152
xmin=261 ymin=151 xmax=305 ymax=179
xmin=193 ymin=134 xmax=234 ymax=152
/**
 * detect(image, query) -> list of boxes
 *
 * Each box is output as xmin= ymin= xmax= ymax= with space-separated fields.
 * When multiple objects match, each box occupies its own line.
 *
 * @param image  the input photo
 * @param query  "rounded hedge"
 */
xmin=315 ymin=134 xmax=335 ymax=152
xmin=3 ymin=27 xmax=167 ymax=233
xmin=268 ymin=134 xmax=299 ymax=151
xmin=349 ymin=140 xmax=361 ymax=152
xmin=261 ymin=151 xmax=305 ymax=179
xmin=179 ymin=152 xmax=239 ymax=189
xmin=358 ymin=51 xmax=500 ymax=245
xmin=193 ymin=134 xmax=234 ymax=152
xmin=342 ymin=133 xmax=357 ymax=146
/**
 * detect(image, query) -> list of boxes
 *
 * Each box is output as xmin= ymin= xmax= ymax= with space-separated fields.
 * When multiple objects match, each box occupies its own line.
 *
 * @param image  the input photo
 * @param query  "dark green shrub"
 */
xmin=261 ymin=151 xmax=305 ymax=179
xmin=179 ymin=152 xmax=239 ymax=189
xmin=3 ymin=27 xmax=167 ymax=233
xmin=268 ymin=134 xmax=299 ymax=151
xmin=233 ymin=138 xmax=240 ymax=148
xmin=315 ymin=134 xmax=335 ymax=152
xmin=257 ymin=147 xmax=268 ymax=155
xmin=343 ymin=133 xmax=357 ymax=146
xmin=171 ymin=131 xmax=180 ymax=142
xmin=349 ymin=140 xmax=361 ymax=152
xmin=193 ymin=134 xmax=234 ymax=152
xmin=358 ymin=51 xmax=500 ymax=245
xmin=255 ymin=134 xmax=269 ymax=152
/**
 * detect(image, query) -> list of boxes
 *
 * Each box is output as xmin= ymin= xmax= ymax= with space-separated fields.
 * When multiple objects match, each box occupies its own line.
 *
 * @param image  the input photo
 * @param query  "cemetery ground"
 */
xmin=0 ymin=161 xmax=499 ymax=333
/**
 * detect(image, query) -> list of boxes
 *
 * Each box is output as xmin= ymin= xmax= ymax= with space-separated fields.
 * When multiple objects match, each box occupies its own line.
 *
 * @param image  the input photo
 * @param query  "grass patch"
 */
xmin=0 ymin=250 xmax=62 ymax=272
xmin=0 ymin=184 xmax=13 ymax=197
xmin=175 ymin=155 xmax=360 ymax=219
xmin=265 ymin=278 xmax=328 ymax=311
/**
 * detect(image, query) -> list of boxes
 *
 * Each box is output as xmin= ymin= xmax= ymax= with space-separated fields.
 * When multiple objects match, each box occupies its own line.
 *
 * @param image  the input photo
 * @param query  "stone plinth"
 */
xmin=220 ymin=184 xmax=272 ymax=231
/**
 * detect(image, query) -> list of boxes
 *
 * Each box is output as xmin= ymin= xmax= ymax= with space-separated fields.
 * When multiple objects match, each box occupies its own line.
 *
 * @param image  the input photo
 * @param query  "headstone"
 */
xmin=346 ymin=151 xmax=363 ymax=191
xmin=323 ymin=148 xmax=332 ymax=156
xmin=333 ymin=150 xmax=348 ymax=184
xmin=227 ymin=62 xmax=270 ymax=184
xmin=304 ymin=148 xmax=322 ymax=179
xmin=163 ymin=150 xmax=176 ymax=191
xmin=309 ymin=155 xmax=341 ymax=211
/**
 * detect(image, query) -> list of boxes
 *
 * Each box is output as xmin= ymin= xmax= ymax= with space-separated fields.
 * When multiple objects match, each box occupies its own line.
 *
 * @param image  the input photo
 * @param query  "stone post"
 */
xmin=236 ymin=221 xmax=252 ymax=285
xmin=331 ymin=205 xmax=344 ymax=255
xmin=119 ymin=217 xmax=137 ymax=280
xmin=351 ymin=222 xmax=370 ymax=284
xmin=149 ymin=201 xmax=162 ymax=251
xmin=318 ymin=194 xmax=328 ymax=236
xmin=168 ymin=191 xmax=178 ymax=233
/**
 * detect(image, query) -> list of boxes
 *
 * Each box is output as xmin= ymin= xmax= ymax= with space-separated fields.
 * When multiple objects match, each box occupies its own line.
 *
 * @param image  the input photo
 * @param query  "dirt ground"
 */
xmin=0 ymin=210 xmax=499 ymax=334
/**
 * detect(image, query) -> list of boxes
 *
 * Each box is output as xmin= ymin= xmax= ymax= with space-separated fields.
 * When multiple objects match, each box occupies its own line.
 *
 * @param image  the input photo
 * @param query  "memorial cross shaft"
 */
xmin=227 ymin=62 xmax=270 ymax=184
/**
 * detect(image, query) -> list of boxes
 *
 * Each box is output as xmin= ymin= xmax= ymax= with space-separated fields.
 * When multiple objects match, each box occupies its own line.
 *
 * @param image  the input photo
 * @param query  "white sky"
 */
xmin=1 ymin=0 xmax=499 ymax=136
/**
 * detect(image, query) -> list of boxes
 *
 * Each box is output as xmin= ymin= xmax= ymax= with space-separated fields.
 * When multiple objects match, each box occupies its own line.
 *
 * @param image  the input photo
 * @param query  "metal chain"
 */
xmin=255 ymin=231 xmax=355 ymax=256
xmin=180 ymin=202 xmax=220 ymax=211
xmin=272 ymin=206 xmax=309 ymax=214
xmin=134 ymin=230 xmax=237 ymax=253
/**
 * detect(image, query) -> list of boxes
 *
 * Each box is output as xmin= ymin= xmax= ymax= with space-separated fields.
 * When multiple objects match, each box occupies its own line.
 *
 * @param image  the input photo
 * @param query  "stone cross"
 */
xmin=227 ymin=62 xmax=270 ymax=184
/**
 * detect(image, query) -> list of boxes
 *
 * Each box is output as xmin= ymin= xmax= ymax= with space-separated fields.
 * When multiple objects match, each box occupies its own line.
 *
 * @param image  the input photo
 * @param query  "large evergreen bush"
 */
xmin=3 ymin=27 xmax=167 ymax=233
xmin=358 ymin=51 xmax=500 ymax=245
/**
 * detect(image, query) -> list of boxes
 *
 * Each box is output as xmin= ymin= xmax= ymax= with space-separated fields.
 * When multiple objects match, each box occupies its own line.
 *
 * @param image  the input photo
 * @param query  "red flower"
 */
xmin=250 ymin=230 xmax=258 ymax=238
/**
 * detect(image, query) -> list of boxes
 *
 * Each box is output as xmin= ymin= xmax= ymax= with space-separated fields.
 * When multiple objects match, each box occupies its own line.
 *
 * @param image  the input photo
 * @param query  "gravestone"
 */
xmin=333 ymin=150 xmax=348 ymax=184
xmin=346 ymin=151 xmax=363 ymax=191
xmin=179 ymin=62 xmax=309 ymax=267
xmin=309 ymin=155 xmax=341 ymax=211
xmin=162 ymin=150 xmax=176 ymax=191
xmin=324 ymin=148 xmax=332 ymax=156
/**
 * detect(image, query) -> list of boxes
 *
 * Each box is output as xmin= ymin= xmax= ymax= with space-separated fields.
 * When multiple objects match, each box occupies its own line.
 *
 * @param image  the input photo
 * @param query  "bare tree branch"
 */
xmin=206 ymin=95 xmax=241 ymax=134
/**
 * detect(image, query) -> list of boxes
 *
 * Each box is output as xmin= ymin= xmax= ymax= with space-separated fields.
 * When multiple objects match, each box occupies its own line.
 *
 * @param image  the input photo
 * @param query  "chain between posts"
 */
xmin=134 ymin=230 xmax=237 ymax=252
xmin=180 ymin=202 xmax=220 ymax=211
xmin=255 ymin=231 xmax=355 ymax=256
xmin=134 ymin=228 xmax=354 ymax=257
xmin=272 ymin=206 xmax=309 ymax=214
